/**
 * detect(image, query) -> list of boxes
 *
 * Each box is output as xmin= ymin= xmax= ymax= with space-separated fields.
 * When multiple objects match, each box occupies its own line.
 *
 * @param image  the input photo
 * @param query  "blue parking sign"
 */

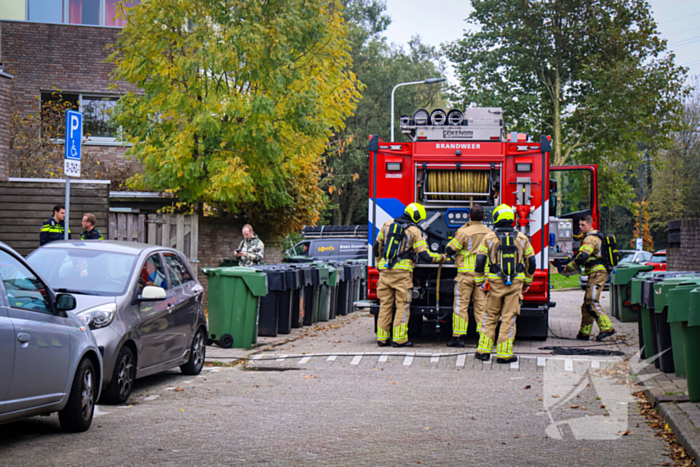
xmin=65 ymin=110 xmax=82 ymax=161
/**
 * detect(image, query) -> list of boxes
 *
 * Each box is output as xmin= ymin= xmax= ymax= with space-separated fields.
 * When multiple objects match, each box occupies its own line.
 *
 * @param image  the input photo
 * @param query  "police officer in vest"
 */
xmin=40 ymin=204 xmax=71 ymax=246
xmin=81 ymin=213 xmax=104 ymax=240
xmin=474 ymin=204 xmax=536 ymax=363
xmin=374 ymin=203 xmax=444 ymax=348
xmin=444 ymin=204 xmax=491 ymax=347
xmin=565 ymin=214 xmax=615 ymax=341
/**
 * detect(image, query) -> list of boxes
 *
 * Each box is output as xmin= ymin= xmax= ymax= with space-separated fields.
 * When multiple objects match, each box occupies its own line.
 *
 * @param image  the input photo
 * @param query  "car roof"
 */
xmin=653 ymin=250 xmax=666 ymax=255
xmin=35 ymin=240 xmax=179 ymax=256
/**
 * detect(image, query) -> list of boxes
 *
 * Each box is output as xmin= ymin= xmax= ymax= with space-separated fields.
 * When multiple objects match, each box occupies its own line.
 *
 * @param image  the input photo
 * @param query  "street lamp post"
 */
xmin=390 ymin=77 xmax=447 ymax=141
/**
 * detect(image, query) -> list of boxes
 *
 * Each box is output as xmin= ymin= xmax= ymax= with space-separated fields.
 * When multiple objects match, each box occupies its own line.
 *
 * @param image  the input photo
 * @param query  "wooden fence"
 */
xmin=0 ymin=178 xmax=110 ymax=256
xmin=107 ymin=212 xmax=198 ymax=261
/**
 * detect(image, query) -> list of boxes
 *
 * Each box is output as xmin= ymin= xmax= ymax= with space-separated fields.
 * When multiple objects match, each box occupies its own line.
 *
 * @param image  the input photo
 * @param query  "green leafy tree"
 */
xmin=108 ymin=0 xmax=361 ymax=235
xmin=444 ymin=0 xmax=686 ymax=206
xmin=321 ymin=0 xmax=446 ymax=225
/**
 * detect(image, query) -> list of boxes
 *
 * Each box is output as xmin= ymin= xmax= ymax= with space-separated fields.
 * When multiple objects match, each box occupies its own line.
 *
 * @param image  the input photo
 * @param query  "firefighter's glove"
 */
xmin=565 ymin=262 xmax=577 ymax=272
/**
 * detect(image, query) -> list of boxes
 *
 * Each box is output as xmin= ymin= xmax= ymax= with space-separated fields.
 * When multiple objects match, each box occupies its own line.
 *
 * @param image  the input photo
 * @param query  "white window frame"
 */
xmin=42 ymin=90 xmax=130 ymax=147
xmin=24 ymin=0 xmax=126 ymax=27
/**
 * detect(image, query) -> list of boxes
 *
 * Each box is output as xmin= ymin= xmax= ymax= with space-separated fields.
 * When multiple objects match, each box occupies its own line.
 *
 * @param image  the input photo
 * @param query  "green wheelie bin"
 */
xmin=666 ymin=280 xmax=700 ymax=378
xmin=312 ymin=263 xmax=332 ymax=322
xmin=684 ymin=288 xmax=700 ymax=402
xmin=611 ymin=263 xmax=653 ymax=322
xmin=202 ymin=267 xmax=268 ymax=349
xmin=652 ymin=276 xmax=700 ymax=374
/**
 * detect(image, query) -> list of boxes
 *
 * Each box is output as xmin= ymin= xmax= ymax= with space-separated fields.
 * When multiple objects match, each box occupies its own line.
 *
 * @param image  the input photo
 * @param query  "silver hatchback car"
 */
xmin=0 ymin=242 xmax=102 ymax=432
xmin=28 ymin=241 xmax=207 ymax=404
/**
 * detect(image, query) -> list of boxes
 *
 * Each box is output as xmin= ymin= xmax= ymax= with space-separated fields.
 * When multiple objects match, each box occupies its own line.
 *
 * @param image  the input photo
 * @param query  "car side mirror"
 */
xmin=139 ymin=286 xmax=167 ymax=302
xmin=56 ymin=293 xmax=76 ymax=312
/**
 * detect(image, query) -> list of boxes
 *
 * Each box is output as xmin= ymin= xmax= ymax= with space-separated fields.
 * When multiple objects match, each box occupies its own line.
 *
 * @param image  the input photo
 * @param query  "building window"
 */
xmin=41 ymin=91 xmax=120 ymax=143
xmin=28 ymin=0 xmax=64 ymax=24
xmin=0 ymin=0 xmax=140 ymax=27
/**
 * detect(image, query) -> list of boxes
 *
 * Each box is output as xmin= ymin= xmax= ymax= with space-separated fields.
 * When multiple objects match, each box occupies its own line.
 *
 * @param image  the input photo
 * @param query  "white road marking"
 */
xmin=591 ymin=360 xmax=600 ymax=369
xmin=251 ymin=354 xmax=264 ymax=360
xmin=537 ymin=357 xmax=546 ymax=367
xmin=181 ymin=381 xmax=192 ymax=384
xmin=164 ymin=387 xmax=176 ymax=391
xmin=378 ymin=355 xmax=389 ymax=363
xmin=350 ymin=355 xmax=363 ymax=365
xmin=564 ymin=359 xmax=573 ymax=372
xmin=298 ymin=356 xmax=311 ymax=364
xmin=327 ymin=355 xmax=337 ymax=362
xmin=510 ymin=360 xmax=519 ymax=370
xmin=93 ymin=406 xmax=109 ymax=418
xmin=456 ymin=355 xmax=466 ymax=367
xmin=276 ymin=355 xmax=288 ymax=362
xmin=430 ymin=355 xmax=440 ymax=363
xmin=403 ymin=353 xmax=414 ymax=366
xmin=144 ymin=395 xmax=160 ymax=401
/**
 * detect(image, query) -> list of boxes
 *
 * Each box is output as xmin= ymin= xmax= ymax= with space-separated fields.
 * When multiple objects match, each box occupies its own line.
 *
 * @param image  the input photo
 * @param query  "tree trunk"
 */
xmin=553 ymin=71 xmax=563 ymax=166
xmin=332 ymin=191 xmax=341 ymax=225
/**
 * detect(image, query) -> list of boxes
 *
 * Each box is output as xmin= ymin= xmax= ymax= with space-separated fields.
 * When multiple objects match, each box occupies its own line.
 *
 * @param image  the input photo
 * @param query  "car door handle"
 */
xmin=17 ymin=332 xmax=31 ymax=343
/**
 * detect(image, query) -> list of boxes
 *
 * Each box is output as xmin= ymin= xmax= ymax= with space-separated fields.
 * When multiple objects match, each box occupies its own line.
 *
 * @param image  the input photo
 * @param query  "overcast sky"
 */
xmin=383 ymin=0 xmax=700 ymax=84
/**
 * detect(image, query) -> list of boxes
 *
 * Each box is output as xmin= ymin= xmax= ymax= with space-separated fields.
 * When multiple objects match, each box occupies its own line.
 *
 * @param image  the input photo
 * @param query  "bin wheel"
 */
xmin=219 ymin=334 xmax=234 ymax=348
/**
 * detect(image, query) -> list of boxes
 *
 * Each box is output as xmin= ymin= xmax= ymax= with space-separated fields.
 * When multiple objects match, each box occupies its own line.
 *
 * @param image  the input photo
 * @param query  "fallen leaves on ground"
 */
xmin=635 ymin=391 xmax=695 ymax=466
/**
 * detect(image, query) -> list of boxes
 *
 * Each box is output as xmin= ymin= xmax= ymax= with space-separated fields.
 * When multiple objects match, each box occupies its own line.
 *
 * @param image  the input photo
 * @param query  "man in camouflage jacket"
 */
xmin=236 ymin=224 xmax=265 ymax=267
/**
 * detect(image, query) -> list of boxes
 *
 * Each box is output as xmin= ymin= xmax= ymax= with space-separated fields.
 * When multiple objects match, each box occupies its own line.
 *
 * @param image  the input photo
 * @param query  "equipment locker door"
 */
xmin=550 ymin=165 xmax=600 ymax=237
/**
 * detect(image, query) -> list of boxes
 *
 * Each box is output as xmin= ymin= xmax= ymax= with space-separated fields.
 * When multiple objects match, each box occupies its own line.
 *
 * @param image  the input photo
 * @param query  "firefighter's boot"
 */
xmin=596 ymin=329 xmax=616 ymax=341
xmin=392 ymin=341 xmax=414 ymax=348
xmin=474 ymin=352 xmax=490 ymax=361
xmin=496 ymin=355 xmax=518 ymax=364
xmin=576 ymin=332 xmax=590 ymax=341
xmin=447 ymin=335 xmax=467 ymax=348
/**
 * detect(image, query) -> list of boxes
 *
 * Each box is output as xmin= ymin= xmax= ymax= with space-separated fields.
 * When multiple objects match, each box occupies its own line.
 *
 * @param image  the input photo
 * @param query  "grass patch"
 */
xmin=550 ymin=273 xmax=580 ymax=290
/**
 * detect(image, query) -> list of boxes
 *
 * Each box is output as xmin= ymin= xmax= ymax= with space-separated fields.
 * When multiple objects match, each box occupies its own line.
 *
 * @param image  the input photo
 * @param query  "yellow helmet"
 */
xmin=493 ymin=204 xmax=515 ymax=224
xmin=404 ymin=203 xmax=427 ymax=223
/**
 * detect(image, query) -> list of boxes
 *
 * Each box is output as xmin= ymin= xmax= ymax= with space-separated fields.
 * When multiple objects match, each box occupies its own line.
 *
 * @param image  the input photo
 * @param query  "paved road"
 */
xmin=0 ymin=291 xmax=675 ymax=466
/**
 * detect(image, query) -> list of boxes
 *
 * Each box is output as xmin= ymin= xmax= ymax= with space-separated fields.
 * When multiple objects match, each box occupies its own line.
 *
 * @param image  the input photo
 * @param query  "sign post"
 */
xmin=64 ymin=110 xmax=82 ymax=240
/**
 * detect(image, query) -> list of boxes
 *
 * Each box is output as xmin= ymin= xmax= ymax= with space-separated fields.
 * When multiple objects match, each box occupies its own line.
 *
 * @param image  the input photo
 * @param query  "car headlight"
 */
xmin=78 ymin=303 xmax=117 ymax=330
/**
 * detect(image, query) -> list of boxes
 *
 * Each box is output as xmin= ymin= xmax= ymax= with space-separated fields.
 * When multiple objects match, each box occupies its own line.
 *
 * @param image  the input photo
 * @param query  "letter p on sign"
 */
xmin=64 ymin=110 xmax=82 ymax=177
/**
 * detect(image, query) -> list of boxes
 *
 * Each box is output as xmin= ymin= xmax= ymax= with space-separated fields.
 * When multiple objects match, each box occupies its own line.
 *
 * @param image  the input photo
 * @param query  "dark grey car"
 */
xmin=0 ymin=241 xmax=102 ymax=432
xmin=27 ymin=241 xmax=207 ymax=404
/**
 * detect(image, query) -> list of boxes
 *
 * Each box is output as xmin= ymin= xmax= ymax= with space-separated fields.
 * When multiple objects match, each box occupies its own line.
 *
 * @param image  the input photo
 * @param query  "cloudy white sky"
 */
xmin=383 ymin=0 xmax=700 ymax=84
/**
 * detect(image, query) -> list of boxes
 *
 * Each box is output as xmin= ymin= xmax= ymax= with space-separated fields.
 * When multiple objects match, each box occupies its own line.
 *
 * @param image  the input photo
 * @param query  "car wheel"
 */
xmin=58 ymin=357 xmax=96 ymax=432
xmin=181 ymin=328 xmax=206 ymax=375
xmin=103 ymin=346 xmax=135 ymax=405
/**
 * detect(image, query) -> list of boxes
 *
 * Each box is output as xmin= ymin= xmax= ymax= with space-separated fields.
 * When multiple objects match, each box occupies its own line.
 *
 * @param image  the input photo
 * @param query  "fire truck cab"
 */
xmin=360 ymin=107 xmax=600 ymax=340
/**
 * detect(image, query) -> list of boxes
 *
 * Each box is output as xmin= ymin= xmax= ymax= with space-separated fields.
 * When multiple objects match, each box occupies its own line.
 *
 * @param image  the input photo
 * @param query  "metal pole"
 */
xmin=64 ymin=176 xmax=70 ymax=241
xmin=639 ymin=157 xmax=643 ymax=248
xmin=390 ymin=78 xmax=446 ymax=141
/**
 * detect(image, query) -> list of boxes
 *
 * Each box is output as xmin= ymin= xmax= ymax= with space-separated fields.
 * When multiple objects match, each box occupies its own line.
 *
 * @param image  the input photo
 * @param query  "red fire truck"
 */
xmin=360 ymin=107 xmax=600 ymax=340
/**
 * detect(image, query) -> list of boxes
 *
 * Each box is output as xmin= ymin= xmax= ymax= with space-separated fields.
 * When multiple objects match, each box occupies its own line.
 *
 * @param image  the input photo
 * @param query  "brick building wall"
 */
xmin=667 ymin=219 xmax=700 ymax=272
xmin=0 ymin=71 xmax=12 ymax=180
xmin=195 ymin=217 xmax=284 ymax=307
xmin=0 ymin=21 xmax=137 ymax=175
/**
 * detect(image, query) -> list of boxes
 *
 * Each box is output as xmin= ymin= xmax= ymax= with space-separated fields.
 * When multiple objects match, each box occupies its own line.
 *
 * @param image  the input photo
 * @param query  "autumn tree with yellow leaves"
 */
xmin=108 ymin=0 xmax=361 ymax=235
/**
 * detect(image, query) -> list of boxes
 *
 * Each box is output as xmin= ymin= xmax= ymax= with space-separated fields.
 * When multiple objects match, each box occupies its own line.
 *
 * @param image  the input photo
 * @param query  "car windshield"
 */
xmin=653 ymin=255 xmax=667 ymax=263
xmin=28 ymin=248 xmax=137 ymax=296
xmin=619 ymin=254 xmax=637 ymax=263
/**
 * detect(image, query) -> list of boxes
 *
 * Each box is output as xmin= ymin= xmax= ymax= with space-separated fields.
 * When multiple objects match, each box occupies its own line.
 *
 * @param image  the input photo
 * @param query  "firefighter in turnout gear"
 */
xmin=40 ymin=204 xmax=71 ymax=246
xmin=474 ymin=204 xmax=536 ymax=364
xmin=566 ymin=215 xmax=615 ymax=341
xmin=374 ymin=203 xmax=445 ymax=347
xmin=444 ymin=204 xmax=491 ymax=347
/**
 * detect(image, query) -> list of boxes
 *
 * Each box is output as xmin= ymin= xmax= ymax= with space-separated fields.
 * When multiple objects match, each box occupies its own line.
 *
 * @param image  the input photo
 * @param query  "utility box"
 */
xmin=548 ymin=217 xmax=573 ymax=259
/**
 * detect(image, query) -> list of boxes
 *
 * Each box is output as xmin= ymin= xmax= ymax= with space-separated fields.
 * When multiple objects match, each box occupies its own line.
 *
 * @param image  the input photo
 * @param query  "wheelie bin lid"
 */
xmin=326 ymin=265 xmax=338 ymax=286
xmin=667 ymin=284 xmax=700 ymax=323
xmin=282 ymin=268 xmax=301 ymax=289
xmin=251 ymin=265 xmax=287 ymax=291
xmin=287 ymin=264 xmax=313 ymax=286
xmin=653 ymin=278 xmax=700 ymax=313
xmin=612 ymin=263 xmax=654 ymax=285
xmin=311 ymin=262 xmax=332 ymax=285
xmin=688 ymin=288 xmax=700 ymax=327
xmin=201 ymin=267 xmax=269 ymax=296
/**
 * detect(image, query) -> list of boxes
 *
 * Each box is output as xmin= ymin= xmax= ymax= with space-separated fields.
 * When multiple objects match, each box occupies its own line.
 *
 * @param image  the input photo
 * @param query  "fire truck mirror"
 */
xmin=368 ymin=135 xmax=379 ymax=153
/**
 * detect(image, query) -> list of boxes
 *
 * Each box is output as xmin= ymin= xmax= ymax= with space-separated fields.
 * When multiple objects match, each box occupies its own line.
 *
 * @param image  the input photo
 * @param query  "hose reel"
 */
xmin=423 ymin=170 xmax=490 ymax=202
